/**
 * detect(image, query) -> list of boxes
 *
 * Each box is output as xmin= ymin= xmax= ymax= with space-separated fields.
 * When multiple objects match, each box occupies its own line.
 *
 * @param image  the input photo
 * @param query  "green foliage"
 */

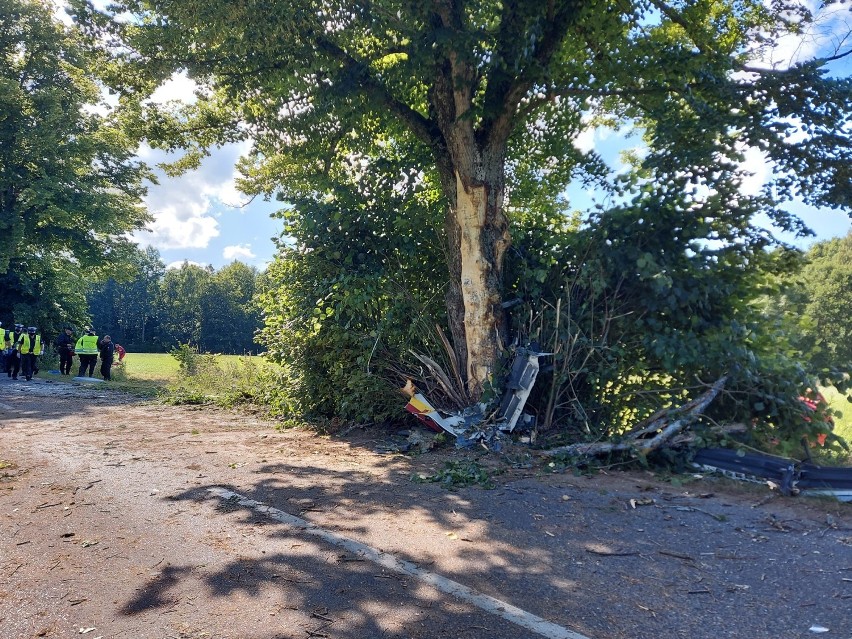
xmin=88 ymin=253 xmax=262 ymax=354
xmin=501 ymin=178 xmax=843 ymax=450
xmin=770 ymin=233 xmax=852 ymax=373
xmin=169 ymin=343 xmax=205 ymax=376
xmin=0 ymin=0 xmax=151 ymax=336
xmin=255 ymin=135 xmax=450 ymax=423
xmin=165 ymin=345 xmax=280 ymax=410
xmin=86 ymin=246 xmax=165 ymax=351
xmin=412 ymin=460 xmax=497 ymax=490
xmin=75 ymin=0 xmax=852 ymax=452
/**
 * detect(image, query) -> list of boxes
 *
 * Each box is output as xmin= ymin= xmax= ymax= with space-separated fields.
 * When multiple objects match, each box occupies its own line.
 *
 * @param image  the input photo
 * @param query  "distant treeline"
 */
xmin=86 ymin=247 xmax=263 ymax=354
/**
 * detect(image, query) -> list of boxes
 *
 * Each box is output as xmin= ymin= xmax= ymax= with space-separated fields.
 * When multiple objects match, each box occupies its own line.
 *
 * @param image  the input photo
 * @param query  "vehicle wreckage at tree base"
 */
xmin=405 ymin=364 xmax=852 ymax=501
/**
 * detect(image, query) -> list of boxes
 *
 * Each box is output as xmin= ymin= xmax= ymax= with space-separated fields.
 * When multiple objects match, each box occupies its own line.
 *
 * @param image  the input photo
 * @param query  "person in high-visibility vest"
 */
xmin=0 ymin=321 xmax=9 ymax=375
xmin=75 ymin=327 xmax=99 ymax=377
xmin=7 ymin=323 xmax=24 ymax=379
xmin=17 ymin=327 xmax=43 ymax=381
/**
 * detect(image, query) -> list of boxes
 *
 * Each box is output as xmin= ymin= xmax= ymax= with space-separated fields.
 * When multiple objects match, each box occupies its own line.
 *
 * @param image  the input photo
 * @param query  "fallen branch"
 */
xmin=541 ymin=376 xmax=727 ymax=459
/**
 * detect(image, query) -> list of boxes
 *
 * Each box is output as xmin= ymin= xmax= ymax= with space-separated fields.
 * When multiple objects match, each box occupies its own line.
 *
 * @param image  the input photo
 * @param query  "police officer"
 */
xmin=17 ymin=327 xmax=43 ymax=381
xmin=55 ymin=326 xmax=75 ymax=375
xmin=99 ymin=334 xmax=115 ymax=381
xmin=0 ymin=322 xmax=9 ymax=374
xmin=7 ymin=323 xmax=24 ymax=379
xmin=75 ymin=327 xmax=99 ymax=377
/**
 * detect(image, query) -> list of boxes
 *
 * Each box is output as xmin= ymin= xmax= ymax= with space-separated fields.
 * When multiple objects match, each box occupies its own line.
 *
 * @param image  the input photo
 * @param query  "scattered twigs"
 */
xmin=585 ymin=546 xmax=639 ymax=557
xmin=412 ymin=352 xmax=468 ymax=409
xmin=658 ymin=549 xmax=695 ymax=561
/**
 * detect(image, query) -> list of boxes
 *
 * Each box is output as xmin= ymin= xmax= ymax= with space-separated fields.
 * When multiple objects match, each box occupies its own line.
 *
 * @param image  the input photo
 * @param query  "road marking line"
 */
xmin=208 ymin=487 xmax=590 ymax=639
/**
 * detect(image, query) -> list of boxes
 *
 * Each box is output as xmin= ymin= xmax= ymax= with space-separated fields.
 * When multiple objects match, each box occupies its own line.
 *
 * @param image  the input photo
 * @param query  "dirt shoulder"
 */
xmin=1 ymin=376 xmax=851 ymax=639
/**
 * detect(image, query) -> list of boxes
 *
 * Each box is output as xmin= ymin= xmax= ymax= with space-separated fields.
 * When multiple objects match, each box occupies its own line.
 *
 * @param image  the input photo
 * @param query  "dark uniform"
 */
xmin=99 ymin=336 xmax=115 ymax=381
xmin=7 ymin=324 xmax=24 ymax=379
xmin=55 ymin=327 xmax=75 ymax=375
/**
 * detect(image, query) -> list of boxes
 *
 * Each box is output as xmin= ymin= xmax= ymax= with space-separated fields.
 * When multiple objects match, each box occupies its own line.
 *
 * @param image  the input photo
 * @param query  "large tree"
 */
xmin=0 ymin=0 xmax=151 ymax=331
xmin=75 ymin=0 xmax=852 ymax=399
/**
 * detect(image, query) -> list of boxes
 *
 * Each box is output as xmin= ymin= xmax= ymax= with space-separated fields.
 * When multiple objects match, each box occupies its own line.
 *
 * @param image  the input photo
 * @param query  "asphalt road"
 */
xmin=1 ymin=376 xmax=851 ymax=639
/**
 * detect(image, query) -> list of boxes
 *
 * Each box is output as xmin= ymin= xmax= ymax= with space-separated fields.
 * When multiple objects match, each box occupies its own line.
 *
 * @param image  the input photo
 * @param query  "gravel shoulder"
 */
xmin=1 ymin=375 xmax=851 ymax=639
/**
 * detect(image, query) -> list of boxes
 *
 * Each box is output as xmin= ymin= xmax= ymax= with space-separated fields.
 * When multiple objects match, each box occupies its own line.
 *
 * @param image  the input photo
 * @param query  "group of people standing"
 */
xmin=2 ymin=323 xmax=124 ymax=382
xmin=0 ymin=323 xmax=44 ymax=381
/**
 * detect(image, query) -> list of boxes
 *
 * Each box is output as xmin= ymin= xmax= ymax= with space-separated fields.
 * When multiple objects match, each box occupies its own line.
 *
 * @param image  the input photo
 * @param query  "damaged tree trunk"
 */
xmin=541 ymin=377 xmax=728 ymax=458
xmin=433 ymin=77 xmax=512 ymax=400
xmin=446 ymin=169 xmax=511 ymax=399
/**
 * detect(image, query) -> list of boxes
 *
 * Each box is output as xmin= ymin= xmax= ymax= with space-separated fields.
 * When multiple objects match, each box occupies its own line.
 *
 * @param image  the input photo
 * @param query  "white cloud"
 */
xmin=140 ymin=205 xmax=220 ymax=250
xmin=738 ymin=145 xmax=772 ymax=196
xmin=136 ymin=142 xmax=256 ymax=251
xmin=149 ymin=73 xmax=198 ymax=105
xmin=573 ymin=127 xmax=597 ymax=154
xmin=223 ymin=244 xmax=256 ymax=260
xmin=165 ymin=260 xmax=207 ymax=270
xmin=752 ymin=1 xmax=851 ymax=69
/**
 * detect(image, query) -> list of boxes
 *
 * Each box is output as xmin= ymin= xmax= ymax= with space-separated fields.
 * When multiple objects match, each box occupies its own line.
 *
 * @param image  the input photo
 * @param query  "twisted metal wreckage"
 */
xmin=404 ymin=351 xmax=852 ymax=502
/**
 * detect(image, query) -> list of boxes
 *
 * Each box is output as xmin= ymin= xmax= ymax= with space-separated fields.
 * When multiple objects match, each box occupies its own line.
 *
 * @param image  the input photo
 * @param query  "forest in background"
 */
xmin=85 ymin=247 xmax=262 ymax=354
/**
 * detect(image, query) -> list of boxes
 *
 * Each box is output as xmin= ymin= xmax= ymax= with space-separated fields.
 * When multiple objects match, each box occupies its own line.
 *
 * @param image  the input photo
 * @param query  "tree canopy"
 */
xmin=770 ymin=232 xmax=852 ymax=373
xmin=65 ymin=0 xmax=852 ymax=451
xmin=0 ymin=0 xmax=151 ymax=332
xmin=75 ymin=0 xmax=852 ymax=399
xmin=87 ymin=251 xmax=263 ymax=353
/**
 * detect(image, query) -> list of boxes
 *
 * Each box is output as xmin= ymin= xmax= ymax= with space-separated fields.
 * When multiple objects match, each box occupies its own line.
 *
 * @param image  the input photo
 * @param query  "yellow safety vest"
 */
xmin=17 ymin=334 xmax=42 ymax=355
xmin=75 ymin=334 xmax=99 ymax=355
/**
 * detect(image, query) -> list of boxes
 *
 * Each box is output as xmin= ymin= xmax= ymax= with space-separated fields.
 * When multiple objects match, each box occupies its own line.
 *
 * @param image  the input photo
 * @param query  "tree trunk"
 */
xmin=445 ymin=154 xmax=511 ymax=400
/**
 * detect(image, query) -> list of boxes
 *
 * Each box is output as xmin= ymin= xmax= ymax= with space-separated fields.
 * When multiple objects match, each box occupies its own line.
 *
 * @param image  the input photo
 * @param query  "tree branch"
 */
xmin=313 ymin=37 xmax=442 ymax=151
xmin=540 ymin=376 xmax=728 ymax=458
xmin=480 ymin=1 xmax=586 ymax=150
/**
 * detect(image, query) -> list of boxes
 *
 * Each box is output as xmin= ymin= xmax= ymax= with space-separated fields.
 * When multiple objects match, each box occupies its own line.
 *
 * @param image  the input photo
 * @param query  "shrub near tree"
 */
xmin=75 ymin=1 xmax=852 ymax=449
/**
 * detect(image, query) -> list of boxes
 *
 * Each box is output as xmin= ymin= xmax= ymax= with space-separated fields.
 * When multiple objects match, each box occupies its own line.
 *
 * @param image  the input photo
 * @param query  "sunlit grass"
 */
xmin=822 ymin=384 xmax=852 ymax=446
xmin=83 ymin=352 xmax=264 ymax=397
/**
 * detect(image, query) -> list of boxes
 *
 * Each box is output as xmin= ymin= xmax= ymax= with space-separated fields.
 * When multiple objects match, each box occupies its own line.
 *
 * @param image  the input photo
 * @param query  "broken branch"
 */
xmin=541 ymin=376 xmax=727 ymax=459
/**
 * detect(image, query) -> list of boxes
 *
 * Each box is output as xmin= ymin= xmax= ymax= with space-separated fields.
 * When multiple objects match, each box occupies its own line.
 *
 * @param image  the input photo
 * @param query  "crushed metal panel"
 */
xmin=497 ymin=347 xmax=548 ymax=432
xmin=404 ymin=393 xmax=460 ymax=436
xmin=693 ymin=447 xmax=852 ymax=502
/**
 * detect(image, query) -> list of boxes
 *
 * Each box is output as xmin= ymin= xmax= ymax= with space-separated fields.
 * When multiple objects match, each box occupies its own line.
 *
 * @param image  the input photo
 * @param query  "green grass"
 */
xmin=822 ymin=384 xmax=852 ymax=445
xmin=79 ymin=352 xmax=265 ymax=397
xmin=121 ymin=352 xmax=252 ymax=382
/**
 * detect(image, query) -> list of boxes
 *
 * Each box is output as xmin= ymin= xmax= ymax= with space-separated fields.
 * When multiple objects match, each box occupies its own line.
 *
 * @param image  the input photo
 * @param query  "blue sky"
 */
xmin=128 ymin=2 xmax=851 ymax=271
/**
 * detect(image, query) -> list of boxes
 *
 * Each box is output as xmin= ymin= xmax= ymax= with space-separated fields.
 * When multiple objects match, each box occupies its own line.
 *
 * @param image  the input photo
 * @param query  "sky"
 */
xmin=113 ymin=1 xmax=851 ymax=271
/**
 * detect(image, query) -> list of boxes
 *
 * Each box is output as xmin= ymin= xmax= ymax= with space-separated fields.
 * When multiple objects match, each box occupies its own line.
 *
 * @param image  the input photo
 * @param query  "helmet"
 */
xmin=27 ymin=327 xmax=36 ymax=334
xmin=15 ymin=323 xmax=23 ymax=331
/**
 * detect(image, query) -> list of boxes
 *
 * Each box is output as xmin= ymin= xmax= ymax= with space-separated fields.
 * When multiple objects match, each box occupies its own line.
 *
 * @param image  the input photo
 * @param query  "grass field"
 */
xmin=822 ymin=384 xmax=852 ymax=445
xmin=120 ymin=353 xmax=253 ymax=381
xmin=103 ymin=352 xmax=265 ymax=396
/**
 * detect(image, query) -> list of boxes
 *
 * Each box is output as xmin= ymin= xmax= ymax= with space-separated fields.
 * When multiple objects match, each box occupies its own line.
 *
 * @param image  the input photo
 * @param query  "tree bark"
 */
xmin=450 ymin=168 xmax=510 ymax=398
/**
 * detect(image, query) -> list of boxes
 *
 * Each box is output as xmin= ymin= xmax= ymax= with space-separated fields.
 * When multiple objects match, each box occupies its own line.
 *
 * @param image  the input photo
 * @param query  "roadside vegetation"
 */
xmin=2 ymin=0 xmax=851 ymax=474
